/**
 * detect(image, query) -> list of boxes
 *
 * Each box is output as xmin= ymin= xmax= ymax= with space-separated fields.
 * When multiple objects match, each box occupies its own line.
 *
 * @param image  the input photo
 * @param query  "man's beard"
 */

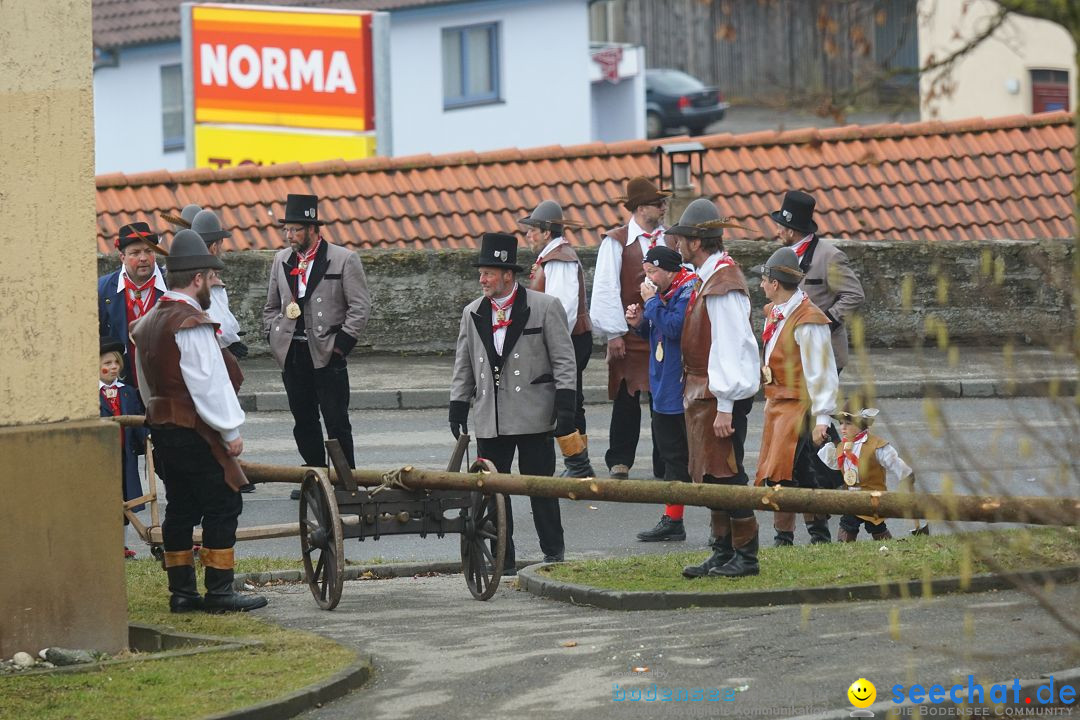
xmin=197 ymin=284 xmax=211 ymax=310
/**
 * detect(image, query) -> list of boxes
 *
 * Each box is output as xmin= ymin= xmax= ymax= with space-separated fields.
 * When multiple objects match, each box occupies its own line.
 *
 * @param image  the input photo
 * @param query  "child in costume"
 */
xmin=817 ymin=403 xmax=914 ymax=541
xmin=99 ymin=337 xmax=148 ymax=558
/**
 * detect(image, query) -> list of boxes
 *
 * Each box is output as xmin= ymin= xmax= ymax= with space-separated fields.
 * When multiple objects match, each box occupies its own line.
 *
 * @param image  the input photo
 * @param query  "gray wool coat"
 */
xmin=450 ymin=285 xmax=577 ymax=439
xmin=799 ymin=236 xmax=865 ymax=370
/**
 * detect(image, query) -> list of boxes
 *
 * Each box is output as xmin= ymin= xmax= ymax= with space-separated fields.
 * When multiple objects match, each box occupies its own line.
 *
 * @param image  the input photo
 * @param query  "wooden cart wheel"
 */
xmin=298 ymin=469 xmax=345 ymax=610
xmin=460 ymin=458 xmax=507 ymax=601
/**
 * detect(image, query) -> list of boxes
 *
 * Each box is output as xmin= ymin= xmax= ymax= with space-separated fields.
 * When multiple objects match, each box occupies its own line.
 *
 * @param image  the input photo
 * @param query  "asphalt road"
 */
xmin=124 ymin=396 xmax=1079 ymax=563
xmin=261 ymin=576 xmax=1080 ymax=720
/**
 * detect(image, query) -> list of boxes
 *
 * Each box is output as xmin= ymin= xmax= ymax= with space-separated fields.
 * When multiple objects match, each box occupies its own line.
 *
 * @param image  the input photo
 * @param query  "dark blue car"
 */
xmin=646 ymin=68 xmax=729 ymax=139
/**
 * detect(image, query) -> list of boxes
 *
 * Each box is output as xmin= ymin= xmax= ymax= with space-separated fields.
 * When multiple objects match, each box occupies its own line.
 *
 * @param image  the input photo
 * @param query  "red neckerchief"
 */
xmin=839 ymin=431 xmax=868 ymax=474
xmin=688 ymin=253 xmax=733 ymax=309
xmin=660 ymin=268 xmax=697 ymax=302
xmin=289 ymin=238 xmax=322 ymax=297
xmin=792 ymin=235 xmax=812 ymax=258
xmin=101 ymin=383 xmax=122 ymax=416
xmin=490 ymin=286 xmax=518 ymax=331
xmin=123 ymin=273 xmax=157 ymax=320
xmin=639 ymin=230 xmax=660 ymax=250
xmin=761 ymin=306 xmax=785 ymax=345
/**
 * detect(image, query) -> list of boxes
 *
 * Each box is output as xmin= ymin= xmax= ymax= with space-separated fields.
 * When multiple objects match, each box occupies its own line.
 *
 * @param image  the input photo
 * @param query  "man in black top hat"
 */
xmin=98 ymin=221 xmax=168 ymax=386
xmin=449 ymin=232 xmax=577 ymax=573
xmin=263 ymin=194 xmax=370 ymax=498
xmin=130 ymin=229 xmax=266 ymax=613
xmin=770 ymin=190 xmax=865 ymax=543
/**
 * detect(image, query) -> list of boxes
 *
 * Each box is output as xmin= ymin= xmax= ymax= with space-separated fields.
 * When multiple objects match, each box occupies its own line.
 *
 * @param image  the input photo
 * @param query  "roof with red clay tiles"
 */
xmin=95 ymin=111 xmax=1076 ymax=253
xmin=94 ymin=0 xmax=457 ymax=49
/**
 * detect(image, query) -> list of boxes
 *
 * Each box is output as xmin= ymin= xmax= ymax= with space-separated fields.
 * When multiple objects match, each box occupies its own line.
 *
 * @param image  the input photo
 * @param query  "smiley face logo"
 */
xmin=847 ymin=678 xmax=876 ymax=708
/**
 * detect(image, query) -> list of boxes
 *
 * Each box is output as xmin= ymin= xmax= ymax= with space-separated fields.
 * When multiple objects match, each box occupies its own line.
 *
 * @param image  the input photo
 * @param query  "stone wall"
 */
xmin=96 ymin=238 xmax=1074 ymax=355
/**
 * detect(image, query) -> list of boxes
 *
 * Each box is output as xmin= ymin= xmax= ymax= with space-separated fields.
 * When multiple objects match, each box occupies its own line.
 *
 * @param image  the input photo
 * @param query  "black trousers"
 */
xmin=571 ymin=331 xmax=593 ymax=433
xmin=477 ymin=432 xmax=564 ymax=567
xmin=840 ymin=514 xmax=889 ymax=536
xmin=606 ymin=380 xmax=664 ymax=476
xmin=650 ymin=411 xmax=690 ymax=483
xmin=153 ymin=427 xmax=242 ymax=552
xmin=282 ymin=340 xmax=355 ymax=468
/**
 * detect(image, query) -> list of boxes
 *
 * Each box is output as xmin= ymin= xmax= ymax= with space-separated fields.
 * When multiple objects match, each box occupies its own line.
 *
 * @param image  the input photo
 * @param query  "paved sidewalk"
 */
xmin=235 ymin=345 xmax=1077 ymax=412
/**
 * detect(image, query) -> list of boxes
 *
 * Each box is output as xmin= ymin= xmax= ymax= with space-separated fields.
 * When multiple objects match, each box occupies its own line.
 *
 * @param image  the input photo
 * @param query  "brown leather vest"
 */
xmin=681 ymin=260 xmax=749 ymax=401
xmin=530 ymin=241 xmax=592 ymax=335
xmin=852 ymin=434 xmax=888 ymax=493
xmin=762 ymin=297 xmax=830 ymax=402
xmin=130 ymin=299 xmax=248 ymax=490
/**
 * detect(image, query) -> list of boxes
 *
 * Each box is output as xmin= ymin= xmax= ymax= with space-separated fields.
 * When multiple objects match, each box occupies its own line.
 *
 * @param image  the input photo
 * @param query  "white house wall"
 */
xmin=93 ymin=43 xmax=185 ymax=175
xmin=387 ymin=0 xmax=591 ymax=157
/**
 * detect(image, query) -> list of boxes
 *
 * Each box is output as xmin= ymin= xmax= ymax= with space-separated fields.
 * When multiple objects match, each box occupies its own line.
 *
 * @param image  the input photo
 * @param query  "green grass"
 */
xmin=0 ymin=558 xmax=359 ymax=720
xmin=540 ymin=528 xmax=1080 ymax=594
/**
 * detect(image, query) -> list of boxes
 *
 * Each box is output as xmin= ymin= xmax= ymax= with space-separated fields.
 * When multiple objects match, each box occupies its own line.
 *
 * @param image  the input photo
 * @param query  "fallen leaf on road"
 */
xmin=560 ymin=641 xmax=578 ymax=648
xmin=632 ymin=667 xmax=649 ymax=673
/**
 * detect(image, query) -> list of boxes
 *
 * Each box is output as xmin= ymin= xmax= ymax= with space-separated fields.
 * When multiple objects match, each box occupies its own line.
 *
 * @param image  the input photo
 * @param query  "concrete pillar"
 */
xmin=0 ymin=0 xmax=128 ymax=655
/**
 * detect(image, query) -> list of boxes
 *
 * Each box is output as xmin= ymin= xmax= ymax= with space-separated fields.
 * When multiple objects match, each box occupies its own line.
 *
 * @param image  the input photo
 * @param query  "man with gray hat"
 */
xmin=130 ymin=229 xmax=266 ymax=613
xmin=521 ymin=200 xmax=595 ymax=478
xmin=667 ymin=198 xmax=761 ymax=578
xmin=186 ymin=208 xmax=247 ymax=360
xmin=263 ymin=194 xmax=370 ymax=495
xmin=752 ymin=246 xmax=839 ymax=548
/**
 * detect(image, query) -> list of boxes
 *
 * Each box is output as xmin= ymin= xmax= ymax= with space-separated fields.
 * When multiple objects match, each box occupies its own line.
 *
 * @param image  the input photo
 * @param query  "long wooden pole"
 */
xmin=239 ymin=461 xmax=1079 ymax=527
xmin=108 ymin=417 xmax=1078 ymax=527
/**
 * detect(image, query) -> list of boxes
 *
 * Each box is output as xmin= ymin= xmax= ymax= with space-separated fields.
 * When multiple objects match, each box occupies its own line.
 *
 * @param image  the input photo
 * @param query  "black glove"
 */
xmin=227 ymin=341 xmax=249 ymax=359
xmin=449 ymin=400 xmax=470 ymax=439
xmin=554 ymin=388 xmax=577 ymax=438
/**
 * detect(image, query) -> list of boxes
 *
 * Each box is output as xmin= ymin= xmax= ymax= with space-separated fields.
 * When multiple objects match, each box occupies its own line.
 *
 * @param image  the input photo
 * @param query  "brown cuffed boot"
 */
xmin=836 ymin=526 xmax=858 ymax=542
xmin=682 ymin=510 xmax=733 ymax=578
xmin=710 ymin=514 xmax=760 ymax=577
xmin=773 ymin=511 xmax=796 ymax=546
xmin=164 ymin=549 xmax=203 ymax=613
xmin=200 ymin=547 xmax=268 ymax=613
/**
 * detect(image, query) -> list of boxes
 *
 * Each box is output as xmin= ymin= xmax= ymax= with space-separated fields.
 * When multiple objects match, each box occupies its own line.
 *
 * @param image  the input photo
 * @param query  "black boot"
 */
xmin=203 ymin=567 xmax=268 ymax=613
xmin=710 ymin=516 xmax=760 ymax=577
xmin=561 ymin=449 xmax=596 ymax=478
xmin=773 ymin=530 xmax=795 ymax=547
xmin=167 ymin=565 xmax=204 ymax=613
xmin=637 ymin=515 xmax=686 ymax=542
xmin=806 ymin=514 xmax=832 ymax=544
xmin=682 ymin=534 xmax=733 ymax=578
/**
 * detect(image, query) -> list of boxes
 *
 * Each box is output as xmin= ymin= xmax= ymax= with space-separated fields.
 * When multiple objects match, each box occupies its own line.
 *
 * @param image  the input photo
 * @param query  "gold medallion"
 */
xmin=105 ymin=387 xmax=118 ymax=399
xmin=761 ymin=366 xmax=773 ymax=385
xmin=843 ymin=467 xmax=859 ymax=487
xmin=285 ymin=302 xmax=301 ymax=319
xmin=496 ymin=309 xmax=506 ymax=323
xmin=655 ymin=341 xmax=664 ymax=363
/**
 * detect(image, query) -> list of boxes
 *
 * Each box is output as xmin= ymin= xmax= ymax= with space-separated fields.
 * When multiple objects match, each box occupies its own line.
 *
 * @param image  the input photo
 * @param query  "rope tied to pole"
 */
xmin=372 ymin=466 xmax=413 ymax=496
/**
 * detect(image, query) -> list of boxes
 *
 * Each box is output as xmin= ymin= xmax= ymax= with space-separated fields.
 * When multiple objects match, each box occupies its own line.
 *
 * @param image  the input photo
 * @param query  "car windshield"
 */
xmin=647 ymin=70 xmax=706 ymax=94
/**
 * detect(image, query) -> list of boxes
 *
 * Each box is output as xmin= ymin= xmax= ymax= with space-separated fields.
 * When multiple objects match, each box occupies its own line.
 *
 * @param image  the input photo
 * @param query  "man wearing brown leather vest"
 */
xmin=522 ymin=200 xmax=595 ymax=478
xmin=131 ymin=229 xmax=267 ymax=614
xmin=752 ymin=247 xmax=840 ymax=548
xmin=668 ymin=199 xmax=762 ymax=578
xmin=589 ymin=177 xmax=669 ymax=480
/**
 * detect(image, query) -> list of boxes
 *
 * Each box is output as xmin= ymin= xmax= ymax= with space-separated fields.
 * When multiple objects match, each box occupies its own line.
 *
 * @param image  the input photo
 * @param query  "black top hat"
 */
xmin=100 ymin=335 xmax=125 ymax=357
xmin=278 ymin=194 xmax=325 ymax=226
xmin=116 ymin=222 xmax=167 ymax=255
xmin=473 ymin=232 xmax=523 ymax=272
xmin=770 ymin=190 xmax=818 ymax=235
xmin=165 ymin=229 xmax=225 ymax=273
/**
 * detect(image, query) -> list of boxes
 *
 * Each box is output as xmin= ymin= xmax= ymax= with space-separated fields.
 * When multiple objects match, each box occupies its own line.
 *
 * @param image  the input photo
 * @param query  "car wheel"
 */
xmin=688 ymin=125 xmax=707 ymax=137
xmin=646 ymin=112 xmax=664 ymax=139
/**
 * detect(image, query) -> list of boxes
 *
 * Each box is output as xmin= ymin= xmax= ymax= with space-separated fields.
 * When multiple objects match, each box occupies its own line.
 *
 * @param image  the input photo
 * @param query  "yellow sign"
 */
xmin=194 ymin=125 xmax=375 ymax=169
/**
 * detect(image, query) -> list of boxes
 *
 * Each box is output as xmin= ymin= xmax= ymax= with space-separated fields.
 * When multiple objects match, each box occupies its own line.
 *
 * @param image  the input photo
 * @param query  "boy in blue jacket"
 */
xmin=99 ymin=336 xmax=147 ymax=558
xmin=625 ymin=246 xmax=698 ymax=541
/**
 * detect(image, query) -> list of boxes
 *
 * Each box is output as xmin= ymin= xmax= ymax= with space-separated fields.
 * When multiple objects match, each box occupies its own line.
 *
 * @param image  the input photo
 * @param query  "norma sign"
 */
xmin=182 ymin=3 xmax=386 ymax=168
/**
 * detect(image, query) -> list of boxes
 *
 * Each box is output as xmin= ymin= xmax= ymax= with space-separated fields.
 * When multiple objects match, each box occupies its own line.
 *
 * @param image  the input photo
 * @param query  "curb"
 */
xmin=238 ymin=377 xmax=1077 ymax=411
xmin=205 ymin=655 xmax=373 ymax=720
xmin=787 ymin=667 xmax=1080 ymax=719
xmin=233 ymin=558 xmax=539 ymax=590
xmin=516 ymin=564 xmax=1080 ymax=611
